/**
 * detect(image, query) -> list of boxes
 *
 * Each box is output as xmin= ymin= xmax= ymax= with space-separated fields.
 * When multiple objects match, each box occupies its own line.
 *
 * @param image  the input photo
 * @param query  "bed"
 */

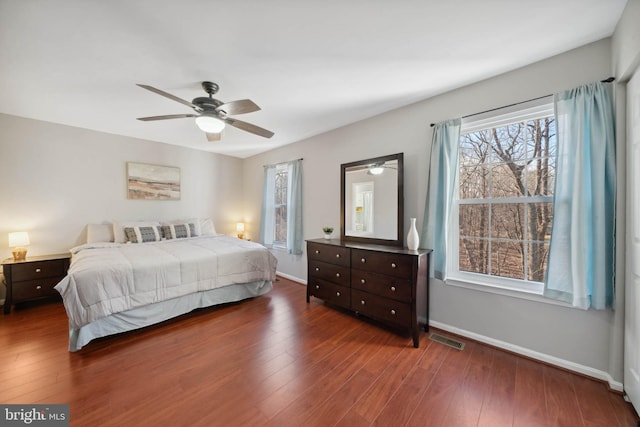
xmin=54 ymin=220 xmax=277 ymax=351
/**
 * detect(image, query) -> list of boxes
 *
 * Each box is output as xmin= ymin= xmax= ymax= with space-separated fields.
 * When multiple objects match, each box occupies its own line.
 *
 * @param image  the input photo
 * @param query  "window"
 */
xmin=263 ymin=163 xmax=289 ymax=248
xmin=273 ymin=165 xmax=288 ymax=247
xmin=450 ymin=100 xmax=556 ymax=293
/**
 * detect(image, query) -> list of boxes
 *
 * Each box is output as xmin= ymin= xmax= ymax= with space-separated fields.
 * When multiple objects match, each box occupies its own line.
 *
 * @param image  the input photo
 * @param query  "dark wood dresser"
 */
xmin=306 ymin=238 xmax=431 ymax=347
xmin=2 ymin=253 xmax=70 ymax=314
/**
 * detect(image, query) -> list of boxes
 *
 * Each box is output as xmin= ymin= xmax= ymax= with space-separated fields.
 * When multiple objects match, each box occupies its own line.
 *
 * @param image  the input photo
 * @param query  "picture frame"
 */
xmin=126 ymin=162 xmax=180 ymax=200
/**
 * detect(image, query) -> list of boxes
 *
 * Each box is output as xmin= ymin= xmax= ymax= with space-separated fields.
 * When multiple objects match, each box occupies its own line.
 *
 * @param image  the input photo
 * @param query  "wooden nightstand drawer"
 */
xmin=11 ymin=259 xmax=67 ymax=281
xmin=12 ymin=277 xmax=61 ymax=300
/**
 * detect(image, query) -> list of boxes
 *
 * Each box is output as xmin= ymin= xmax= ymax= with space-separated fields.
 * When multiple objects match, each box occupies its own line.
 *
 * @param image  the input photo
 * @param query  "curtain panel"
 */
xmin=286 ymin=159 xmax=303 ymax=255
xmin=259 ymin=165 xmax=276 ymax=247
xmin=544 ymin=82 xmax=616 ymax=309
xmin=421 ymin=119 xmax=461 ymax=279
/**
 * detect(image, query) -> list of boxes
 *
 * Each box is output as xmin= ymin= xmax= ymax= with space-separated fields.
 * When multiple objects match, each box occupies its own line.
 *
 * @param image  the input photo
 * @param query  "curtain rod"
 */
xmin=263 ymin=157 xmax=303 ymax=168
xmin=429 ymin=76 xmax=615 ymax=127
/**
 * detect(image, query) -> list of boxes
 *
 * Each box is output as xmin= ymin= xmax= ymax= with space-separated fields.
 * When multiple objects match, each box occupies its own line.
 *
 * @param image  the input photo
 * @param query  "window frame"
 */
xmin=446 ymin=97 xmax=555 ymax=295
xmin=272 ymin=164 xmax=288 ymax=248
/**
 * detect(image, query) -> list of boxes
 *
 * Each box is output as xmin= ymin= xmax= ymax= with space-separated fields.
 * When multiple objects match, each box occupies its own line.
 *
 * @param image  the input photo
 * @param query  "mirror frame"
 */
xmin=340 ymin=152 xmax=404 ymax=247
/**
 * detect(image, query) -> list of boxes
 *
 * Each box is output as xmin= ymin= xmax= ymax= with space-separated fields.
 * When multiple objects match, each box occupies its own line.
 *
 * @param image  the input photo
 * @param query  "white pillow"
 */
xmin=87 ymin=224 xmax=114 ymax=243
xmin=113 ymin=220 xmax=161 ymax=243
xmin=199 ymin=218 xmax=216 ymax=236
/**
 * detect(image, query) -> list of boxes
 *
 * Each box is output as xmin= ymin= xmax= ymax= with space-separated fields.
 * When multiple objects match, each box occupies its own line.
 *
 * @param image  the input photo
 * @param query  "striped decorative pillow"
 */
xmin=161 ymin=223 xmax=197 ymax=240
xmin=124 ymin=226 xmax=162 ymax=243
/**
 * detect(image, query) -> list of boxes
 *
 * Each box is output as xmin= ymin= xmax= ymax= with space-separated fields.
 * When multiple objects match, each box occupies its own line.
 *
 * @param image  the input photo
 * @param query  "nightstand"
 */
xmin=2 ymin=253 xmax=70 ymax=314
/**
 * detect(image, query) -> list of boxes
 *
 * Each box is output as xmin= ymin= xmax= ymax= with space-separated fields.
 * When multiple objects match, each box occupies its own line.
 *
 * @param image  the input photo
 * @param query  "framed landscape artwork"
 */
xmin=127 ymin=162 xmax=180 ymax=200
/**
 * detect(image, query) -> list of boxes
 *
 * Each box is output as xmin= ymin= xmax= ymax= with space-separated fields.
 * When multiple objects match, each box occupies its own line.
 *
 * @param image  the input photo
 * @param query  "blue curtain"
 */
xmin=544 ymin=82 xmax=616 ymax=309
xmin=287 ymin=159 xmax=303 ymax=255
xmin=259 ymin=165 xmax=276 ymax=247
xmin=421 ymin=119 xmax=461 ymax=279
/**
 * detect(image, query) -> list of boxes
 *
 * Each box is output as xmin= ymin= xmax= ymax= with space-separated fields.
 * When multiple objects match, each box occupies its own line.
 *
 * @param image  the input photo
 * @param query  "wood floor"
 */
xmin=0 ymin=277 xmax=638 ymax=427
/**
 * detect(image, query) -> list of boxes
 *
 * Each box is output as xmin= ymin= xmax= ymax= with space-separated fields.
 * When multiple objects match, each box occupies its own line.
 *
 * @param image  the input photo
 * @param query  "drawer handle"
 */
xmin=390 ymin=309 xmax=396 ymax=315
xmin=390 ymin=286 xmax=396 ymax=292
xmin=315 ymin=267 xmax=319 ymax=271
xmin=361 ymin=279 xmax=366 ymax=284
xmin=315 ymin=285 xmax=320 ymax=289
xmin=361 ymin=258 xmax=366 ymax=263
xmin=315 ymin=250 xmax=320 ymax=254
xmin=36 ymin=285 xmax=42 ymax=290
xmin=335 ymin=273 xmax=340 ymax=278
xmin=336 ymin=291 xmax=341 ymax=297
xmin=336 ymin=254 xmax=340 ymax=258
xmin=35 ymin=268 xmax=42 ymax=273
xmin=361 ymin=300 xmax=366 ymax=305
xmin=391 ymin=263 xmax=397 ymax=268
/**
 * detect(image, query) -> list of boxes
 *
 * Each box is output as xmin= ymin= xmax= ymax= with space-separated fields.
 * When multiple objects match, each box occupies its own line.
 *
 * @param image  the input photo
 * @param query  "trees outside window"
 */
xmin=273 ymin=168 xmax=288 ymax=246
xmin=455 ymin=116 xmax=556 ymax=287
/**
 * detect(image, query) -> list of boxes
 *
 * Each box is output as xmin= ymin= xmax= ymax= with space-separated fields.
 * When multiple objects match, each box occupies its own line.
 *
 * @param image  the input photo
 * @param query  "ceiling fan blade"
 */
xmin=137 ymin=114 xmax=197 ymax=121
xmin=224 ymin=117 xmax=274 ymax=139
xmin=206 ymin=132 xmax=222 ymax=142
xmin=216 ymin=99 xmax=260 ymax=115
xmin=137 ymin=84 xmax=199 ymax=110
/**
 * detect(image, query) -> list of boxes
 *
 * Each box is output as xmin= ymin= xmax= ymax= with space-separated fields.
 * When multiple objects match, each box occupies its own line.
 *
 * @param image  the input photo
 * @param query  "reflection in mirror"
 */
xmin=341 ymin=153 xmax=404 ymax=246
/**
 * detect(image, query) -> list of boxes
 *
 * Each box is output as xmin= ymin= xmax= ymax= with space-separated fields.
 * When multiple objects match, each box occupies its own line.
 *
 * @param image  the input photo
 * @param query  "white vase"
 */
xmin=324 ymin=233 xmax=332 ymax=240
xmin=407 ymin=218 xmax=419 ymax=250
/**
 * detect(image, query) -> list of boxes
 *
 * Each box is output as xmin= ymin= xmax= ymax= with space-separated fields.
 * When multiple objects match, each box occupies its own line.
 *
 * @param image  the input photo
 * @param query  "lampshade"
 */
xmin=195 ymin=115 xmax=225 ymax=133
xmin=9 ymin=231 xmax=30 ymax=261
xmin=9 ymin=231 xmax=30 ymax=247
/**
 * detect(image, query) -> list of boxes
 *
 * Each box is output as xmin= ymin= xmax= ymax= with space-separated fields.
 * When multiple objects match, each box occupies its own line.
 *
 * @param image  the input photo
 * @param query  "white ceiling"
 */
xmin=0 ymin=0 xmax=627 ymax=158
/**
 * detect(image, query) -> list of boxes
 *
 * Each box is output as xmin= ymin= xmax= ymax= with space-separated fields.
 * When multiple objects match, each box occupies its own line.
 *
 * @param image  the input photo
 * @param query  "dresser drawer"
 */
xmin=308 ymin=260 xmax=350 ymax=286
xmin=351 ymin=289 xmax=411 ymax=327
xmin=307 ymin=242 xmax=350 ymax=267
xmin=351 ymin=270 xmax=412 ymax=302
xmin=351 ymin=249 xmax=413 ymax=279
xmin=12 ymin=277 xmax=61 ymax=301
xmin=308 ymin=277 xmax=350 ymax=309
xmin=11 ymin=259 xmax=67 ymax=282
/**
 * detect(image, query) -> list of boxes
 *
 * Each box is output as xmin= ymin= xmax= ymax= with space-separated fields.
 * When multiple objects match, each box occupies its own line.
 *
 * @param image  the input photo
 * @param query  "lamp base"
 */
xmin=237 ymin=233 xmax=245 ymax=240
xmin=12 ymin=247 xmax=27 ymax=261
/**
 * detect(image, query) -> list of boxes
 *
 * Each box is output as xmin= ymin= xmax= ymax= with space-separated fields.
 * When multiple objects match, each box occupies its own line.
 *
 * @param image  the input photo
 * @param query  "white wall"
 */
xmin=0 ymin=113 xmax=244 ymax=297
xmin=243 ymin=38 xmax=628 ymax=386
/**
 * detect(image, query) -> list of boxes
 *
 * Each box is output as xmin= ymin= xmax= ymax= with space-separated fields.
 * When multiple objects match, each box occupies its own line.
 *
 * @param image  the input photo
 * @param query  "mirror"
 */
xmin=341 ymin=153 xmax=404 ymax=246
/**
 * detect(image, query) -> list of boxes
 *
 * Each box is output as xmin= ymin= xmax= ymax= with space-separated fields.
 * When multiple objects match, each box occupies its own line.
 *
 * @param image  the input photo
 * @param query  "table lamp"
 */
xmin=236 ymin=223 xmax=245 ymax=239
xmin=9 ymin=231 xmax=30 ymax=261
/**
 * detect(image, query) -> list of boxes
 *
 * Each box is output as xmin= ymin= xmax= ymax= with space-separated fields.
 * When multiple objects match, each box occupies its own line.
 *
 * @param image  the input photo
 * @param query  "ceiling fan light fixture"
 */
xmin=195 ymin=115 xmax=225 ymax=133
xmin=369 ymin=164 xmax=385 ymax=175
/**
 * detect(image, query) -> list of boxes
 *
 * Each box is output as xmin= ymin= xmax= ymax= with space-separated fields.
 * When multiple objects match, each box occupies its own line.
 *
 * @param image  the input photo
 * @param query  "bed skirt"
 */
xmin=68 ymin=280 xmax=273 ymax=351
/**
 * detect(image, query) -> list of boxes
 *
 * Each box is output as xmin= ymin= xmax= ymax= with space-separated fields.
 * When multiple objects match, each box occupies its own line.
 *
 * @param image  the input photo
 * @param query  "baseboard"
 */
xmin=429 ymin=320 xmax=624 ymax=392
xmin=276 ymin=271 xmax=306 ymax=285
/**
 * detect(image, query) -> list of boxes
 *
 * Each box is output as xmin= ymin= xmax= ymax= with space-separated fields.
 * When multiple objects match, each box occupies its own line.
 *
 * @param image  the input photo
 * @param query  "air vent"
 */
xmin=429 ymin=333 xmax=465 ymax=350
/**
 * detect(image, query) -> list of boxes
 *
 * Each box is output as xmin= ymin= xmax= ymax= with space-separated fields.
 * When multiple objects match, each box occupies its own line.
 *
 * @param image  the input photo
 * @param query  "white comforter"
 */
xmin=55 ymin=235 xmax=277 ymax=330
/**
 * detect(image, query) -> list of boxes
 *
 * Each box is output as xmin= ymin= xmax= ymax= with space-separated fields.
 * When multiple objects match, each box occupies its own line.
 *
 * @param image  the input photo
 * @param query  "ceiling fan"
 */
xmin=136 ymin=81 xmax=274 ymax=141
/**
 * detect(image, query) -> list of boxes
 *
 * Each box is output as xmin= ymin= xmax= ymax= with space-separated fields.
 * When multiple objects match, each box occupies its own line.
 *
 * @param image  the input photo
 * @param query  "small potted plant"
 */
xmin=322 ymin=226 xmax=334 ymax=239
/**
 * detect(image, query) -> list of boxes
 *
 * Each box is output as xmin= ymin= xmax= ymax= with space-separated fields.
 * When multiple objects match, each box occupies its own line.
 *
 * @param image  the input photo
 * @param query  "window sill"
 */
xmin=444 ymin=277 xmax=574 ymax=309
